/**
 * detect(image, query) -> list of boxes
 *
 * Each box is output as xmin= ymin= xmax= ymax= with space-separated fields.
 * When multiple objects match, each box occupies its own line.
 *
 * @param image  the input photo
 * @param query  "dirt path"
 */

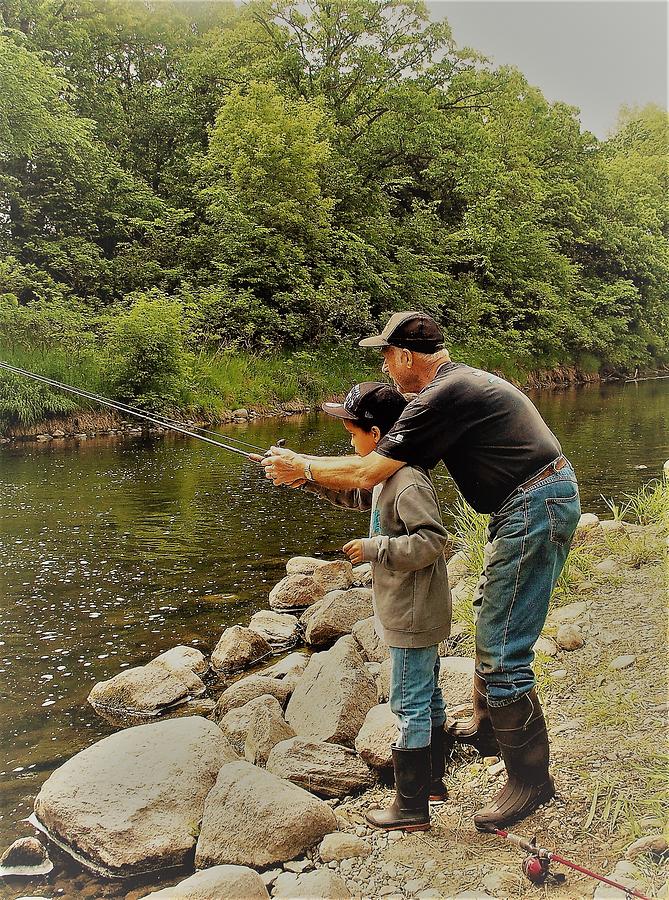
xmin=330 ymin=524 xmax=668 ymax=899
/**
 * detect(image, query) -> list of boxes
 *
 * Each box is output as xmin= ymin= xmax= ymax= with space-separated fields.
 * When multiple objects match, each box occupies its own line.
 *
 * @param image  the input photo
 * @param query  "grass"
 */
xmin=0 ymin=344 xmax=379 ymax=428
xmin=580 ymin=750 xmax=669 ymax=842
xmin=601 ymin=477 xmax=669 ymax=529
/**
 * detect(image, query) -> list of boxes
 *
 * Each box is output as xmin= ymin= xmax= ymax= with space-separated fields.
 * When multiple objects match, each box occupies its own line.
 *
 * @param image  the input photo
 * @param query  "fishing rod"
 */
xmin=494 ymin=828 xmax=652 ymax=899
xmin=0 ymin=361 xmax=273 ymax=459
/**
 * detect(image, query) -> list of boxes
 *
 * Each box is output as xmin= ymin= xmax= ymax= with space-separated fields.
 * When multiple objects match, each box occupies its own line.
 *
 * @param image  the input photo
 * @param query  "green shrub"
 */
xmin=105 ymin=294 xmax=192 ymax=411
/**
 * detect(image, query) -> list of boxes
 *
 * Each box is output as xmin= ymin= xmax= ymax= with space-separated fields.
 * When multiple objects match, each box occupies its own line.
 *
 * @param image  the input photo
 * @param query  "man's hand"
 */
xmin=343 ymin=539 xmax=366 ymax=566
xmin=258 ymin=446 xmax=307 ymax=487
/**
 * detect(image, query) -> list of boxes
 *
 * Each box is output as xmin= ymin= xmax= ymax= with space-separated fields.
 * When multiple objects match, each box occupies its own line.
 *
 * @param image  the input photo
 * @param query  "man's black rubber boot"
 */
xmin=448 ymin=671 xmax=500 ymax=756
xmin=429 ymin=725 xmax=448 ymax=802
xmin=366 ymin=746 xmax=431 ymax=831
xmin=474 ymin=689 xmax=555 ymax=832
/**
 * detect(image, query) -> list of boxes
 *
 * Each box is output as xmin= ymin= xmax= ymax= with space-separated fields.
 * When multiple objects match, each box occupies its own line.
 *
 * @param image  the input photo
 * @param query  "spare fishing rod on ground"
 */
xmin=0 ymin=361 xmax=285 ymax=459
xmin=493 ymin=828 xmax=652 ymax=899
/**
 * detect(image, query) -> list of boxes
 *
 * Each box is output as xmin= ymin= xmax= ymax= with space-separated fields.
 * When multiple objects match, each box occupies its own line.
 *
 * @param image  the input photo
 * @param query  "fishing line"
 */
xmin=0 ymin=361 xmax=266 ymax=459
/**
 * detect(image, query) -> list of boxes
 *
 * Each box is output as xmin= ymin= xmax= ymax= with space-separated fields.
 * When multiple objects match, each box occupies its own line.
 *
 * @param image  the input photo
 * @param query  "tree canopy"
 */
xmin=1 ymin=0 xmax=667 ymax=390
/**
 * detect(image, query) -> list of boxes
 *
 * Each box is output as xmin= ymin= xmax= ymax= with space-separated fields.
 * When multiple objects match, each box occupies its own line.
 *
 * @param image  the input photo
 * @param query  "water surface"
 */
xmin=0 ymin=378 xmax=667 ymax=895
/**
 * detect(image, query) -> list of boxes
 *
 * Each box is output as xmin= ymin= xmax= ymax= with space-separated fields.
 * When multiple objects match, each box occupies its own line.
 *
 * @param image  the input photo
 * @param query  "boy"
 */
xmin=305 ymin=382 xmax=452 ymax=831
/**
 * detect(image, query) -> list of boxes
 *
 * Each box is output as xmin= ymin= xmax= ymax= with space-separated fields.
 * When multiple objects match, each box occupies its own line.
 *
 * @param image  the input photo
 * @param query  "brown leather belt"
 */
xmin=518 ymin=455 xmax=568 ymax=492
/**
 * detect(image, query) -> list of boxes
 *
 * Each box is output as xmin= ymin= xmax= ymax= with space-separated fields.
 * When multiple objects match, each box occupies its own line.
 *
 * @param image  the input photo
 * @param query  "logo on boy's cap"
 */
xmin=321 ymin=381 xmax=405 ymax=424
xmin=344 ymin=384 xmax=373 ymax=419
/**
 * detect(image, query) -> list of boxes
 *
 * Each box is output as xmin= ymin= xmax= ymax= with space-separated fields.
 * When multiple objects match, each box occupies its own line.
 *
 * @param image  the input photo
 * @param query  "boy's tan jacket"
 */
xmin=306 ymin=466 xmax=451 ymax=648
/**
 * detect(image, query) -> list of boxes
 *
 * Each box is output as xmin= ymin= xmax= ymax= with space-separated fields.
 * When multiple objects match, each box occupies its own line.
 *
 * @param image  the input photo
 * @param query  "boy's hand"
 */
xmin=343 ymin=539 xmax=365 ymax=565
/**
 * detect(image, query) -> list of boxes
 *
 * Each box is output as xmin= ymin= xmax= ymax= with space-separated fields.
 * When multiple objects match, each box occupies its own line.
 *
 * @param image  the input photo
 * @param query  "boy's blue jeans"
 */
xmin=474 ymin=460 xmax=581 ymax=706
xmin=389 ymin=646 xmax=445 ymax=749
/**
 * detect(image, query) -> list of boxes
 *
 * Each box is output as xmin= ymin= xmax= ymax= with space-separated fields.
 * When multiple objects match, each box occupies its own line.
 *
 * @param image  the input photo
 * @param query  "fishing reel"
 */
xmin=521 ymin=838 xmax=565 ymax=886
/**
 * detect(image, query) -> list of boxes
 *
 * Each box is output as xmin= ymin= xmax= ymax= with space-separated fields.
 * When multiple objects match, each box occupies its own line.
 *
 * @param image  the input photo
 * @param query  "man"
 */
xmin=261 ymin=311 xmax=581 ymax=830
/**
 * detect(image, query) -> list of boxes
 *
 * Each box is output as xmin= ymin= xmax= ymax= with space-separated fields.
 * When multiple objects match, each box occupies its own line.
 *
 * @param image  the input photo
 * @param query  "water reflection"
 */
xmin=0 ymin=379 xmax=667 ymax=872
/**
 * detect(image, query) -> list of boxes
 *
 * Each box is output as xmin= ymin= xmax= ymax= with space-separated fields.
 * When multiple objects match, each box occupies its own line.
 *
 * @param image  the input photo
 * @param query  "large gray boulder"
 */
xmin=33 ymin=717 xmax=236 ymax=876
xmin=285 ymin=636 xmax=377 ymax=746
xmin=354 ymin=703 xmax=397 ymax=769
xmin=140 ymin=865 xmax=269 ymax=899
xmin=259 ymin=652 xmax=309 ymax=682
xmin=152 ymin=645 xmax=208 ymax=677
xmin=351 ymin=616 xmax=390 ymax=663
xmin=88 ymin=662 xmax=205 ymax=717
xmin=269 ymin=574 xmax=326 ymax=612
xmin=286 ymin=556 xmax=328 ymax=575
xmin=248 ymin=610 xmax=299 ymax=649
xmin=211 ymin=626 xmax=272 ymax=674
xmin=194 ymin=762 xmax=337 ymax=869
xmin=244 ymin=698 xmax=298 ymax=767
xmin=266 ymin=737 xmax=374 ymax=798
xmin=438 ymin=656 xmax=475 ymax=708
xmin=302 ymin=589 xmax=374 ymax=648
xmin=312 ymin=560 xmax=354 ymax=592
xmin=218 ymin=695 xmax=293 ymax=757
xmin=214 ymin=674 xmax=292 ymax=719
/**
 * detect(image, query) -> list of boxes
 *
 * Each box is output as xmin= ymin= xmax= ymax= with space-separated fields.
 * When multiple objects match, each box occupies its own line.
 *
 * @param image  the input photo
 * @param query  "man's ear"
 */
xmin=404 ymin=349 xmax=413 ymax=368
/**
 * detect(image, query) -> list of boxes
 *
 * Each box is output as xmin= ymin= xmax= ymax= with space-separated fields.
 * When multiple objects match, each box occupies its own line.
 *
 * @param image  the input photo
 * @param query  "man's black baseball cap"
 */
xmin=321 ymin=382 xmax=406 ymax=427
xmin=359 ymin=311 xmax=444 ymax=353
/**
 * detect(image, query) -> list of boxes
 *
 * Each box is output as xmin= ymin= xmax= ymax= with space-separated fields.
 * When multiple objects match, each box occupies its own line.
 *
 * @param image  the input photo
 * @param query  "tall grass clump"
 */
xmin=0 ymin=346 xmax=108 ymax=426
xmin=449 ymin=495 xmax=489 ymax=576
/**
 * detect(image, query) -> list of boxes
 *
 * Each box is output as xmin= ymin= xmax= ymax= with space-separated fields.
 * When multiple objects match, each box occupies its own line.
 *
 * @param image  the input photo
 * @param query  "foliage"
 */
xmin=0 ymin=0 xmax=667 ymax=415
xmin=104 ymin=294 xmax=192 ymax=410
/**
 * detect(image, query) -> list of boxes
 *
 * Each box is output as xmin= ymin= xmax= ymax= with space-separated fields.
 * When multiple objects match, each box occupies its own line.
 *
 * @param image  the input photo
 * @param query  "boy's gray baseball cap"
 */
xmin=359 ymin=311 xmax=444 ymax=352
xmin=322 ymin=382 xmax=404 ymax=424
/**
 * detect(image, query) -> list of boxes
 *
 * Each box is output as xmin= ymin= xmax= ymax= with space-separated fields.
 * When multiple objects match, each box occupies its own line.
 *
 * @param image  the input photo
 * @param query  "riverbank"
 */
xmin=0 ymin=342 xmax=623 ymax=441
xmin=2 ymin=482 xmax=666 ymax=900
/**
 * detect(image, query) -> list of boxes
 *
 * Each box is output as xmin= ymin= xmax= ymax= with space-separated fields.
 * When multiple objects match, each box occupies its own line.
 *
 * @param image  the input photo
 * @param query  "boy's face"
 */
xmin=343 ymin=419 xmax=380 ymax=457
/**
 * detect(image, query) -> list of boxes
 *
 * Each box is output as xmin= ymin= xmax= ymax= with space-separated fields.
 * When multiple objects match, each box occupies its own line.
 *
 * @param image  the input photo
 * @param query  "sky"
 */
xmin=427 ymin=1 xmax=668 ymax=137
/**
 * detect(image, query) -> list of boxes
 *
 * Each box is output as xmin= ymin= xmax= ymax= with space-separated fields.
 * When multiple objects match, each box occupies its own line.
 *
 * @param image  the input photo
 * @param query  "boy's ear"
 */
xmin=371 ymin=425 xmax=382 ymax=443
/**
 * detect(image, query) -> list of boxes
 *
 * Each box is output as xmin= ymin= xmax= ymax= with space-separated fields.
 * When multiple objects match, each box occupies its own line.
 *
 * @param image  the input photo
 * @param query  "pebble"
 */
xmin=405 ymin=878 xmax=426 ymax=893
xmin=487 ymin=760 xmax=506 ymax=776
xmin=551 ymin=600 xmax=588 ymax=623
xmin=483 ymin=756 xmax=500 ymax=766
xmin=387 ymin=831 xmax=403 ymax=843
xmin=595 ymin=557 xmax=619 ymax=574
xmin=534 ymin=636 xmax=558 ymax=657
xmin=551 ymin=668 xmax=568 ymax=680
xmin=609 ymin=654 xmax=636 ymax=670
xmin=556 ymin=623 xmax=585 ymax=650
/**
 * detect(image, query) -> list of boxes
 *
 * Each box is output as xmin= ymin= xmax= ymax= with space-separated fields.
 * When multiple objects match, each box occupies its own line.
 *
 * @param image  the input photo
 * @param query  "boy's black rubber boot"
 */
xmin=429 ymin=725 xmax=448 ymax=802
xmin=448 ymin=671 xmax=500 ymax=756
xmin=366 ymin=746 xmax=431 ymax=831
xmin=474 ymin=689 xmax=555 ymax=832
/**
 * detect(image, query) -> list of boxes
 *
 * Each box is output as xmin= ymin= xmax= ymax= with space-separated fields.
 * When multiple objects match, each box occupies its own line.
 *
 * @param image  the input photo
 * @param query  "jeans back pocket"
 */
xmin=545 ymin=489 xmax=580 ymax=545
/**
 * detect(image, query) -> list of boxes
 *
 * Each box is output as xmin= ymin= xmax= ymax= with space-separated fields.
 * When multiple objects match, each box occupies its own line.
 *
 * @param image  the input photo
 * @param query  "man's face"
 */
xmin=381 ymin=346 xmax=415 ymax=393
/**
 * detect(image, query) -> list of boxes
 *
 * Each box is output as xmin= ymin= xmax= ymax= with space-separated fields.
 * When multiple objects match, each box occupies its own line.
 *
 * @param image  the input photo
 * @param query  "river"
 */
xmin=0 ymin=378 xmax=667 ymax=896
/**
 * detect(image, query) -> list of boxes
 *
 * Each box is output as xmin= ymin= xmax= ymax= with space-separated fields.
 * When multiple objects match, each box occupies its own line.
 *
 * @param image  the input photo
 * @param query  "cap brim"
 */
xmin=358 ymin=335 xmax=390 ymax=348
xmin=321 ymin=401 xmax=357 ymax=420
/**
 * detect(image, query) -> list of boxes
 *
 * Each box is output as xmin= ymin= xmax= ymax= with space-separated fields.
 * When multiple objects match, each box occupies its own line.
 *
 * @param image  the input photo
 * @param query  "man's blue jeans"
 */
xmin=389 ymin=646 xmax=446 ymax=749
xmin=473 ymin=460 xmax=581 ymax=706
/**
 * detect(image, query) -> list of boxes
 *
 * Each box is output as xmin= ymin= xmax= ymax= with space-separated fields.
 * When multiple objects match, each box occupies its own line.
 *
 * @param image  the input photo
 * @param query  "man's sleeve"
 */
xmin=375 ymin=399 xmax=447 ymax=469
